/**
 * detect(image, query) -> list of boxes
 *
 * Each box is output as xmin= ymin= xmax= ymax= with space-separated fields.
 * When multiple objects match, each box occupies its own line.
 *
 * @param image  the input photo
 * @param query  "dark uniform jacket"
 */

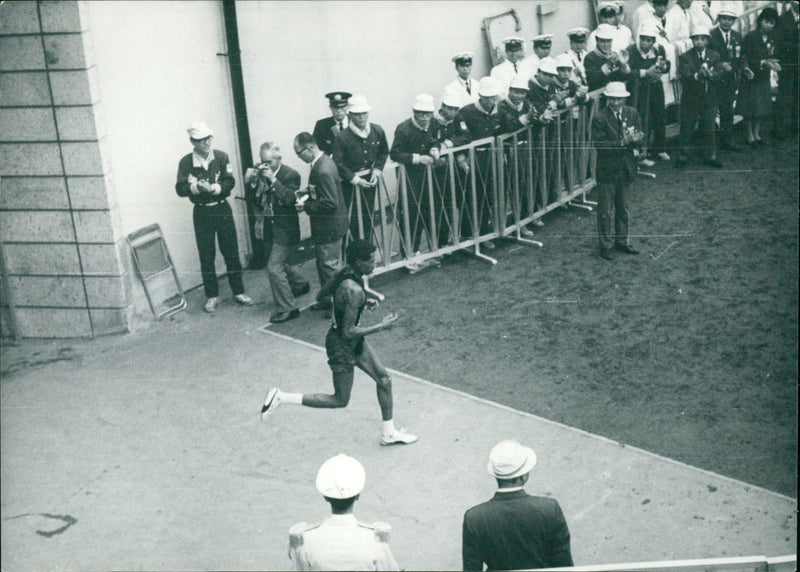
xmin=455 ymin=102 xmax=503 ymax=142
xmin=332 ymin=124 xmax=389 ymax=184
xmin=304 ymin=153 xmax=348 ymax=245
xmin=435 ymin=114 xmax=471 ymax=149
xmin=264 ymin=164 xmax=302 ymax=246
xmin=708 ymin=27 xmax=743 ymax=85
xmin=551 ymin=77 xmax=589 ymax=108
xmin=497 ymin=98 xmax=535 ymax=134
xmin=312 ymin=116 xmax=346 ymax=156
xmin=592 ymin=104 xmax=642 ymax=184
xmin=389 ymin=118 xmax=443 ymax=165
xmin=584 ymin=49 xmax=631 ymax=92
xmin=527 ymin=78 xmax=555 ymax=116
xmin=679 ymin=47 xmax=724 ymax=101
xmin=462 ymin=490 xmax=573 ymax=571
xmin=775 ymin=10 xmax=798 ymax=81
xmin=627 ymin=43 xmax=671 ymax=99
xmin=175 ymin=149 xmax=235 ymax=205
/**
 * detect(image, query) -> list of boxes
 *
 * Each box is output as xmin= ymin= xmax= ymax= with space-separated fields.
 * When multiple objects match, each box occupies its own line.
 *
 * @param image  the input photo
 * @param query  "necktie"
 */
xmin=725 ymin=32 xmax=730 ymax=49
xmin=513 ymin=62 xmax=518 ymax=73
xmin=466 ymin=80 xmax=471 ymax=95
xmin=338 ymin=121 xmax=344 ymax=132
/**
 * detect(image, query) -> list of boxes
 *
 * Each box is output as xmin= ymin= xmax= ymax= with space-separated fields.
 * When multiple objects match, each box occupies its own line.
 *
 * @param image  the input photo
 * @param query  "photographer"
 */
xmin=244 ymin=142 xmax=308 ymax=323
xmin=627 ymin=20 xmax=672 ymax=166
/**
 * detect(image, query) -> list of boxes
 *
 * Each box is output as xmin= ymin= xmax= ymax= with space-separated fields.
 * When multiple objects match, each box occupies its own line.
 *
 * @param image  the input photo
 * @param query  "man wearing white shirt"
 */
xmin=522 ymin=34 xmax=554 ymax=78
xmin=564 ymin=27 xmax=590 ymax=85
xmin=665 ymin=0 xmax=694 ymax=55
xmin=588 ymin=2 xmax=632 ymax=53
xmin=443 ymin=51 xmax=479 ymax=109
xmin=491 ymin=37 xmax=530 ymax=96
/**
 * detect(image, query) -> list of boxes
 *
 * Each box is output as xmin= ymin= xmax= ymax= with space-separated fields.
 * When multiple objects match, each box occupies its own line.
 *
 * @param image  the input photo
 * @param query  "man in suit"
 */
xmin=332 ymin=94 xmax=390 ymax=246
xmin=244 ymin=142 xmax=308 ymax=324
xmin=677 ymin=23 xmax=724 ymax=168
xmin=462 ymin=439 xmax=573 ymax=571
xmin=708 ymin=7 xmax=744 ymax=151
xmin=312 ymin=91 xmax=352 ymax=156
xmin=292 ymin=132 xmax=348 ymax=317
xmin=774 ymin=1 xmax=799 ymax=140
xmin=175 ymin=121 xmax=254 ymax=313
xmin=591 ymin=82 xmax=644 ymax=261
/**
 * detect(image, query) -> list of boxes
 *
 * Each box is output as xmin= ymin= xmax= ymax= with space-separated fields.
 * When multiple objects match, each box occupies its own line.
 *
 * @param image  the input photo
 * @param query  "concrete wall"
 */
xmin=0 ymin=0 xmax=131 ymax=338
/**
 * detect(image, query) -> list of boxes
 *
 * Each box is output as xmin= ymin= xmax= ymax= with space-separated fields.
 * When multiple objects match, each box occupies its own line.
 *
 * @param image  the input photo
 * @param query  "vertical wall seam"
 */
xmin=35 ymin=0 xmax=95 ymax=336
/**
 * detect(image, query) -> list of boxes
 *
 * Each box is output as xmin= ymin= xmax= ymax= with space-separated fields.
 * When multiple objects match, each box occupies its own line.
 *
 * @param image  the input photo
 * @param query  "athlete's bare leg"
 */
xmin=354 ymin=340 xmax=393 ymax=421
xmin=301 ymin=370 xmax=353 ymax=409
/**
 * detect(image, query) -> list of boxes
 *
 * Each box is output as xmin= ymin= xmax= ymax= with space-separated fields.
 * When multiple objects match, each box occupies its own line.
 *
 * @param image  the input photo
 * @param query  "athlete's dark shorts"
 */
xmin=326 ymin=327 xmax=364 ymax=374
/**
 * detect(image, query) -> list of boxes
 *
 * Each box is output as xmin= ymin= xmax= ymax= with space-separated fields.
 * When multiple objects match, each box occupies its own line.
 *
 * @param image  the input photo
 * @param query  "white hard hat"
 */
xmin=638 ymin=20 xmax=661 ymax=39
xmin=690 ymin=23 xmax=711 ymax=37
xmin=413 ymin=93 xmax=436 ymax=112
xmin=555 ymin=53 xmax=574 ymax=69
xmin=187 ymin=121 xmax=213 ymax=139
xmin=441 ymin=90 xmax=462 ymax=108
xmin=537 ymin=57 xmax=558 ymax=75
xmin=478 ymin=76 xmax=502 ymax=98
xmin=509 ymin=76 xmax=529 ymax=91
xmin=315 ymin=454 xmax=366 ymax=499
xmin=347 ymin=94 xmax=372 ymax=113
xmin=594 ymin=23 xmax=617 ymax=41
xmin=487 ymin=440 xmax=537 ymax=480
xmin=604 ymin=81 xmax=630 ymax=98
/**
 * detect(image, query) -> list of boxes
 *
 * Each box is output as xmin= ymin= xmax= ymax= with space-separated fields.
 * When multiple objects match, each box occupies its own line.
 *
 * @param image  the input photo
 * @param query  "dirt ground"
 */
xmin=274 ymin=137 xmax=799 ymax=498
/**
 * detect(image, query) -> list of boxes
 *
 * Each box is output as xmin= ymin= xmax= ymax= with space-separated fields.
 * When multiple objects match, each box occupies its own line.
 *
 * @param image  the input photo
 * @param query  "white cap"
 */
xmin=716 ymin=2 xmax=739 ymax=19
xmin=537 ymin=57 xmax=558 ymax=75
xmin=502 ymin=36 xmax=525 ymax=50
xmin=532 ymin=33 xmax=554 ymax=43
xmin=567 ymin=27 xmax=590 ymax=39
xmin=509 ymin=76 xmax=529 ymax=91
xmin=598 ymin=1 xmax=621 ymax=14
xmin=638 ymin=20 xmax=660 ymax=38
xmin=604 ymin=81 xmax=630 ymax=98
xmin=187 ymin=121 xmax=213 ymax=139
xmin=690 ymin=23 xmax=711 ymax=37
xmin=594 ymin=23 xmax=617 ymax=41
xmin=487 ymin=440 xmax=537 ymax=480
xmin=441 ymin=90 xmax=462 ymax=108
xmin=315 ymin=454 xmax=366 ymax=499
xmin=412 ymin=93 xmax=436 ymax=112
xmin=478 ymin=76 xmax=502 ymax=97
xmin=555 ymin=53 xmax=574 ymax=69
xmin=451 ymin=51 xmax=474 ymax=62
xmin=347 ymin=94 xmax=372 ymax=113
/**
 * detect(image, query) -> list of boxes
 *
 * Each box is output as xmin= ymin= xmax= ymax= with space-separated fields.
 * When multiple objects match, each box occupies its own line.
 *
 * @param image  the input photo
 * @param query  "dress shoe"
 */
xmin=270 ymin=309 xmax=299 ymax=323
xmin=204 ymin=297 xmax=218 ymax=313
xmin=657 ymin=152 xmax=671 ymax=161
xmin=482 ymin=240 xmax=496 ymax=250
xmin=600 ymin=249 xmax=614 ymax=260
xmin=291 ymin=283 xmax=310 ymax=297
xmin=531 ymin=219 xmax=545 ymax=227
xmin=639 ymin=158 xmax=656 ymax=168
xmin=614 ymin=243 xmax=639 ymax=255
xmin=520 ymin=227 xmax=535 ymax=238
xmin=701 ymin=157 xmax=723 ymax=169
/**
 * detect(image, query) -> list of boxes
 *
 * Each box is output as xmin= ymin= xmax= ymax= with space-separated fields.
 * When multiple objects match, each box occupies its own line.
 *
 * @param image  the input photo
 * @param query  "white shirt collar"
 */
xmin=411 ymin=116 xmax=428 ymax=131
xmin=476 ymin=99 xmax=496 ymax=115
xmin=310 ymin=151 xmax=324 ymax=169
xmin=192 ymin=150 xmax=214 ymax=170
xmin=496 ymin=486 xmax=525 ymax=493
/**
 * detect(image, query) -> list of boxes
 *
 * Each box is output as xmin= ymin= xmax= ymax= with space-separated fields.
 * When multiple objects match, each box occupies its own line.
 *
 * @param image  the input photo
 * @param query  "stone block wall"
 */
xmin=1 ymin=1 xmax=131 ymax=338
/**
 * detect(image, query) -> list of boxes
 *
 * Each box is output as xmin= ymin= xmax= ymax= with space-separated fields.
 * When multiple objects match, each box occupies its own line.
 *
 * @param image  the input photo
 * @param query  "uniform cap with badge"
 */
xmin=567 ymin=27 xmax=590 ymax=41
xmin=347 ymin=94 xmax=372 ymax=114
xmin=537 ymin=57 xmax=558 ymax=76
xmin=477 ymin=76 xmax=502 ymax=98
xmin=325 ymin=91 xmax=352 ymax=108
xmin=487 ymin=439 xmax=537 ymax=480
xmin=187 ymin=121 xmax=213 ymax=140
xmin=315 ymin=454 xmax=366 ymax=499
xmin=412 ymin=93 xmax=436 ymax=112
xmin=532 ymin=33 xmax=554 ymax=46
xmin=451 ymin=51 xmax=474 ymax=65
xmin=502 ymin=36 xmax=525 ymax=52
xmin=597 ymin=1 xmax=621 ymax=15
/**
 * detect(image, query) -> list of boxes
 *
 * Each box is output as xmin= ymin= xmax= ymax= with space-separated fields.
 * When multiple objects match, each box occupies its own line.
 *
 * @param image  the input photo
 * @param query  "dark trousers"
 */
xmin=637 ymin=83 xmax=667 ymax=154
xmin=343 ymin=183 xmax=377 ymax=243
xmin=192 ymin=200 xmax=245 ymax=298
xmin=596 ymin=177 xmax=631 ymax=252
xmin=717 ymin=80 xmax=737 ymax=144
xmin=679 ymin=95 xmax=718 ymax=159
xmin=775 ymin=70 xmax=798 ymax=138
xmin=400 ymin=165 xmax=448 ymax=254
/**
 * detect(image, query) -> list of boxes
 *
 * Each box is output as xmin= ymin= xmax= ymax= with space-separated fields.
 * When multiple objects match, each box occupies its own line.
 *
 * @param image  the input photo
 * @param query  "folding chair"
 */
xmin=127 ymin=223 xmax=187 ymax=319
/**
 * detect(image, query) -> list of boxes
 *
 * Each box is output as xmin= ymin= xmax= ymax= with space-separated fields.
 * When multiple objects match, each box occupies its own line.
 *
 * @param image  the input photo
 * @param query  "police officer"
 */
xmin=564 ymin=27 xmax=590 ymax=86
xmin=312 ymin=92 xmax=352 ymax=156
xmin=288 ymin=454 xmax=399 ymax=571
xmin=491 ymin=37 xmax=531 ymax=96
xmin=443 ymin=52 xmax=479 ymax=108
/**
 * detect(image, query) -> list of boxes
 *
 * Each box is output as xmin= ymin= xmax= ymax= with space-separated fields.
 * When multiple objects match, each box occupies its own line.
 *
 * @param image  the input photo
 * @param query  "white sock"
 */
xmin=278 ymin=391 xmax=303 ymax=405
xmin=382 ymin=419 xmax=396 ymax=438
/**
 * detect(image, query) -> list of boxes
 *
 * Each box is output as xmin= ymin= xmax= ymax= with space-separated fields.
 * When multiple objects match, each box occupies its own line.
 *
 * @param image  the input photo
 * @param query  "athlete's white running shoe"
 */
xmin=260 ymin=388 xmax=280 ymax=422
xmin=380 ymin=428 xmax=418 ymax=446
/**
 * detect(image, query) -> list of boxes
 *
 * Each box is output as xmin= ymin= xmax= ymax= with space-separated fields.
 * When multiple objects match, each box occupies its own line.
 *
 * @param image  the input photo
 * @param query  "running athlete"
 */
xmin=260 ymin=239 xmax=417 ymax=446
